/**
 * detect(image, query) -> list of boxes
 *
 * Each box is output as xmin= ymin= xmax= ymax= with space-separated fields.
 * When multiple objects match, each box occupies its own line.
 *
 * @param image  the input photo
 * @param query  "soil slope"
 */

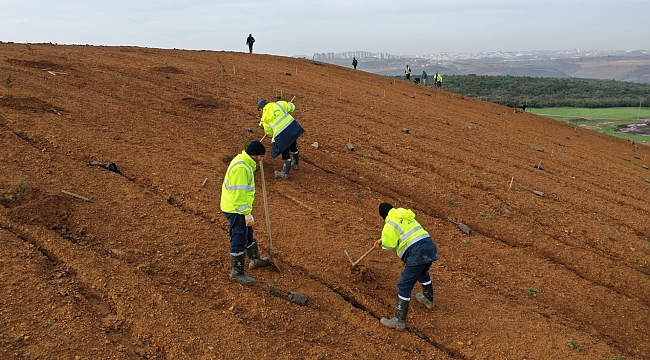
xmin=1 ymin=43 xmax=649 ymax=360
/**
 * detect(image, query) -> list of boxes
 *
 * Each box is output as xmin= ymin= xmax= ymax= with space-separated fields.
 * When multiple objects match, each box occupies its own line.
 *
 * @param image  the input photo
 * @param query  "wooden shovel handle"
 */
xmin=259 ymin=160 xmax=281 ymax=272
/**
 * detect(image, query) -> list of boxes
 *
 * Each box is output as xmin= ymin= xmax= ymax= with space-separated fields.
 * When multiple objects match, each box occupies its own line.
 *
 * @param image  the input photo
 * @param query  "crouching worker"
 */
xmin=374 ymin=202 xmax=438 ymax=329
xmin=220 ymin=140 xmax=271 ymax=285
xmin=257 ymin=97 xmax=305 ymax=179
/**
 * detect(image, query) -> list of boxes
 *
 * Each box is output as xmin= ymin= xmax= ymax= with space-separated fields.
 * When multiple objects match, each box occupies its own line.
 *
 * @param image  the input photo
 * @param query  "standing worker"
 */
xmin=257 ymin=97 xmax=305 ymax=179
xmin=435 ymin=72 xmax=443 ymax=89
xmin=405 ymin=65 xmax=411 ymax=80
xmin=374 ymin=203 xmax=438 ymax=330
xmin=352 ymin=57 xmax=358 ymax=70
xmin=246 ymin=34 xmax=256 ymax=53
xmin=421 ymin=71 xmax=428 ymax=86
xmin=220 ymin=140 xmax=271 ymax=285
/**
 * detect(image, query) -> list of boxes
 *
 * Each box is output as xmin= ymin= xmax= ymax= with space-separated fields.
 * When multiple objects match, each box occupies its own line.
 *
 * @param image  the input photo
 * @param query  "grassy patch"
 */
xmin=353 ymin=191 xmax=369 ymax=198
xmin=530 ymin=107 xmax=650 ymax=144
xmin=17 ymin=181 xmax=27 ymax=199
xmin=242 ymin=136 xmax=251 ymax=151
xmin=567 ymin=340 xmax=580 ymax=351
xmin=530 ymin=107 xmax=650 ymax=119
xmin=480 ymin=212 xmax=491 ymax=219
xmin=262 ymin=284 xmax=279 ymax=295
xmin=25 ymin=44 xmax=36 ymax=56
xmin=525 ymin=288 xmax=539 ymax=297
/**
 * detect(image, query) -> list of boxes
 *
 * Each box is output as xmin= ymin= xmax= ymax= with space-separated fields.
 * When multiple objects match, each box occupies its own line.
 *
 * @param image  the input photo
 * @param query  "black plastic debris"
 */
xmin=88 ymin=161 xmax=120 ymax=174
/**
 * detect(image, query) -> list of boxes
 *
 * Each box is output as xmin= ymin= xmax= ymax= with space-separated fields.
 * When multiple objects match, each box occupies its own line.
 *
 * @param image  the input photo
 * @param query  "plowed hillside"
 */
xmin=1 ymin=43 xmax=649 ymax=360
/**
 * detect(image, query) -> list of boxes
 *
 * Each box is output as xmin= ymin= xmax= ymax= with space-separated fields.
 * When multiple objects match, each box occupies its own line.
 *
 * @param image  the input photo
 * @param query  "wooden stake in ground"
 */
xmin=61 ymin=190 xmax=90 ymax=202
xmin=258 ymin=160 xmax=281 ymax=272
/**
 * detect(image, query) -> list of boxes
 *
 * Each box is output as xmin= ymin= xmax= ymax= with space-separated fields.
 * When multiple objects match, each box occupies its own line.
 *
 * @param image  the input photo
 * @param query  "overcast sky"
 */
xmin=2 ymin=0 xmax=649 ymax=57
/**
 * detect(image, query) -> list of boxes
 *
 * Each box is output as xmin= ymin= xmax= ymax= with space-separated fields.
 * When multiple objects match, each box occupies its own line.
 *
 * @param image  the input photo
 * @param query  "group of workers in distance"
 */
xmin=219 ymin=95 xmax=439 ymax=330
xmin=406 ymin=65 xmax=443 ymax=88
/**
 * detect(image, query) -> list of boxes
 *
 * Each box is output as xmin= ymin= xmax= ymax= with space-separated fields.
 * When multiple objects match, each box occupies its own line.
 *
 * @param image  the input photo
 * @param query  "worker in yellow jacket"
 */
xmin=220 ymin=140 xmax=271 ymax=285
xmin=374 ymin=203 xmax=438 ymax=329
xmin=257 ymin=97 xmax=305 ymax=179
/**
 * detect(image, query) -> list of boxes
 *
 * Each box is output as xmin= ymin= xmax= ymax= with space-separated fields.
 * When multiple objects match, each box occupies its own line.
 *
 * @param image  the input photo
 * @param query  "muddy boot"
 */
xmin=246 ymin=242 xmax=270 ymax=269
xmin=416 ymin=283 xmax=435 ymax=309
xmin=274 ymin=159 xmax=292 ymax=179
xmin=380 ymin=297 xmax=409 ymax=330
xmin=230 ymin=254 xmax=255 ymax=285
xmin=291 ymin=151 xmax=300 ymax=170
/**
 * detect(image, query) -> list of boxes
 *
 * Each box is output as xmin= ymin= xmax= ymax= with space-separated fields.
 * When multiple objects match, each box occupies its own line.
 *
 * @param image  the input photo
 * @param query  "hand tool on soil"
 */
xmin=345 ymin=244 xmax=377 ymax=268
xmin=258 ymin=160 xmax=281 ymax=272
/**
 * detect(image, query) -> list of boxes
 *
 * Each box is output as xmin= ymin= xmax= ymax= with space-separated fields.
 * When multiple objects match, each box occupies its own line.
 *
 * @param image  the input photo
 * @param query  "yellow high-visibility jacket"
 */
xmin=259 ymin=101 xmax=296 ymax=139
xmin=380 ymin=208 xmax=431 ymax=259
xmin=220 ymin=151 xmax=256 ymax=214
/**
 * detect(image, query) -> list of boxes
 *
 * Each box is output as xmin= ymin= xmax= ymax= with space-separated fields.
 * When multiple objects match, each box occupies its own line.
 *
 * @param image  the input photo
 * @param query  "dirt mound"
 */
xmin=1 ymin=43 xmax=649 ymax=359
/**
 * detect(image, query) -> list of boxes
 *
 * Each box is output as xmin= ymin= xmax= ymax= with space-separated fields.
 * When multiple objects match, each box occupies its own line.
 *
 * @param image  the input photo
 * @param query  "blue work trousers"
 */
xmin=224 ymin=212 xmax=255 ymax=256
xmin=397 ymin=262 xmax=432 ymax=300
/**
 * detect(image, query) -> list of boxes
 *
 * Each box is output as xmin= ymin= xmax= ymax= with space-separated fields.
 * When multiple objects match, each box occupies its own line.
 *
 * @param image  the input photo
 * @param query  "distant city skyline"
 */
xmin=2 ymin=1 xmax=649 ymax=57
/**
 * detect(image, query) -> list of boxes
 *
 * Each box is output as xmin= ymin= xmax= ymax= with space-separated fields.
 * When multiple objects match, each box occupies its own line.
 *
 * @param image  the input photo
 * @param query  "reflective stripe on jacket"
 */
xmin=380 ymin=208 xmax=430 ymax=259
xmin=259 ymin=101 xmax=296 ymax=140
xmin=220 ymin=151 xmax=256 ymax=214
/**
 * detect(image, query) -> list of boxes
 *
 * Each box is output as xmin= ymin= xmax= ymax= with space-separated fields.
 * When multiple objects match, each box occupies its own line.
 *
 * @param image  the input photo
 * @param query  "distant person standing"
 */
xmin=422 ymin=71 xmax=428 ymax=86
xmin=405 ymin=65 xmax=411 ymax=80
xmin=246 ymin=34 xmax=255 ymax=53
xmin=352 ymin=57 xmax=358 ymax=70
xmin=436 ymin=72 xmax=443 ymax=89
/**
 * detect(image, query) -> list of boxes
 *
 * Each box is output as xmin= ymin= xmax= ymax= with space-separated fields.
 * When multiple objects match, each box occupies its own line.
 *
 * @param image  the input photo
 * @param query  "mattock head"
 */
xmin=343 ymin=250 xmax=354 ymax=265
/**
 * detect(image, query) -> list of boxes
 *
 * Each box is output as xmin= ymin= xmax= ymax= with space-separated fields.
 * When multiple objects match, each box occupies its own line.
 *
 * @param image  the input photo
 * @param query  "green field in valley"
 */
xmin=529 ymin=107 xmax=650 ymax=144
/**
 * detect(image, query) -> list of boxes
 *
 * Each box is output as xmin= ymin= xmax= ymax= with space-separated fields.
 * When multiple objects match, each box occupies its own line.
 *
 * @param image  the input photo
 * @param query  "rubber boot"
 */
xmin=246 ymin=242 xmax=270 ymax=269
xmin=291 ymin=151 xmax=300 ymax=170
xmin=230 ymin=254 xmax=255 ymax=285
xmin=274 ymin=159 xmax=292 ymax=179
xmin=416 ymin=283 xmax=435 ymax=309
xmin=380 ymin=297 xmax=409 ymax=330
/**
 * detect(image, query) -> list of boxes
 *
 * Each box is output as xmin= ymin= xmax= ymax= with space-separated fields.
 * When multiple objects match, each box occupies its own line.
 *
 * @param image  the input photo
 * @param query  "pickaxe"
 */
xmin=344 ymin=244 xmax=377 ymax=268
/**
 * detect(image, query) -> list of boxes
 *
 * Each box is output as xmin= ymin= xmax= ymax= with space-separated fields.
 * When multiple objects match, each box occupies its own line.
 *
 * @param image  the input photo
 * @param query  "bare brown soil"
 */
xmin=1 ymin=43 xmax=649 ymax=360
